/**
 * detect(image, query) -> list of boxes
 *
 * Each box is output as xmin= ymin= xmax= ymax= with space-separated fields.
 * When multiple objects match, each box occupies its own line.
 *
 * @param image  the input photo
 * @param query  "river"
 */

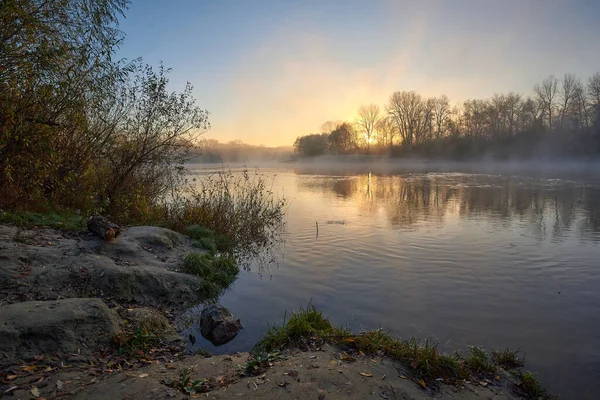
xmin=184 ymin=161 xmax=600 ymax=399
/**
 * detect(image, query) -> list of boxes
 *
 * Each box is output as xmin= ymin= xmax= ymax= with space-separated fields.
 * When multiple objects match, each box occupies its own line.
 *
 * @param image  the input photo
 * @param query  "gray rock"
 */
xmin=0 ymin=298 xmax=120 ymax=366
xmin=200 ymin=304 xmax=243 ymax=346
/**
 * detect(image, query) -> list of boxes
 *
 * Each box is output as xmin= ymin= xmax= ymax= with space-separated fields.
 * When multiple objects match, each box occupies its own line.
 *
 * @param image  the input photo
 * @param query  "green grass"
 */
xmin=0 ymin=210 xmax=86 ymax=231
xmin=254 ymin=305 xmax=333 ymax=353
xmin=492 ymin=348 xmax=525 ymax=370
xmin=516 ymin=370 xmax=546 ymax=398
xmin=183 ymin=252 xmax=239 ymax=300
xmin=463 ymin=346 xmax=496 ymax=375
xmin=185 ymin=224 xmax=234 ymax=254
xmin=251 ymin=305 xmax=548 ymax=395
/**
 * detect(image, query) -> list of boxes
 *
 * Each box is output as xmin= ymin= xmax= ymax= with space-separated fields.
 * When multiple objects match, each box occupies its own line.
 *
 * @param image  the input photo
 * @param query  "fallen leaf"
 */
xmin=337 ymin=369 xmax=343 ymax=373
xmin=340 ymin=354 xmax=356 ymax=362
xmin=23 ymin=365 xmax=37 ymax=371
xmin=6 ymin=375 xmax=17 ymax=380
xmin=399 ymin=375 xmax=407 ymax=379
xmin=56 ymin=380 xmax=63 ymax=390
xmin=417 ymin=379 xmax=426 ymax=389
xmin=359 ymin=372 xmax=373 ymax=377
xmin=31 ymin=386 xmax=40 ymax=397
xmin=139 ymin=373 xmax=148 ymax=378
xmin=479 ymin=381 xmax=488 ymax=387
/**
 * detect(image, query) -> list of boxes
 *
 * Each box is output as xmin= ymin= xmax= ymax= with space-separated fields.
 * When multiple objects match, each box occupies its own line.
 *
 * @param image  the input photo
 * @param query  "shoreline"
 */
xmin=0 ymin=223 xmax=547 ymax=399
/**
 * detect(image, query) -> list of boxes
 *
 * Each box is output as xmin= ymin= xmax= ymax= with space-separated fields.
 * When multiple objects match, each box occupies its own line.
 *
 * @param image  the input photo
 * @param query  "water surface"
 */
xmin=185 ymin=163 xmax=600 ymax=399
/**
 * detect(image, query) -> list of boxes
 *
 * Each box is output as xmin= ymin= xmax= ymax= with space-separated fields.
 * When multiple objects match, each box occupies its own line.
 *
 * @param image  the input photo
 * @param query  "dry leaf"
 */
xmin=6 ymin=375 xmax=17 ymax=380
xmin=399 ymin=375 xmax=407 ymax=379
xmin=31 ymin=386 xmax=40 ymax=397
xmin=359 ymin=372 xmax=373 ymax=377
xmin=417 ymin=379 xmax=426 ymax=389
xmin=139 ymin=373 xmax=148 ymax=378
xmin=56 ymin=380 xmax=64 ymax=390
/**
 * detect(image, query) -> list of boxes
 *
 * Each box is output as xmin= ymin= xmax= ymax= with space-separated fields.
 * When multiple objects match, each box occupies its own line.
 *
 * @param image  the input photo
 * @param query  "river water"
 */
xmin=185 ymin=162 xmax=600 ymax=399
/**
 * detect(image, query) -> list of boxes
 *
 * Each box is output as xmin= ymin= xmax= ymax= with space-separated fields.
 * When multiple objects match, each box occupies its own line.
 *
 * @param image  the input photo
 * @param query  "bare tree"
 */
xmin=356 ymin=104 xmax=380 ymax=150
xmin=559 ymin=74 xmax=579 ymax=129
xmin=432 ymin=95 xmax=450 ymax=138
xmin=588 ymin=73 xmax=600 ymax=126
xmin=387 ymin=91 xmax=424 ymax=146
xmin=534 ymin=75 xmax=558 ymax=131
xmin=320 ymin=120 xmax=344 ymax=134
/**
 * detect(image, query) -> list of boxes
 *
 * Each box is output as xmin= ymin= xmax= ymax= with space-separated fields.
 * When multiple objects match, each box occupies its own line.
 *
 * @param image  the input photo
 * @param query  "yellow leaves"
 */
xmin=417 ymin=379 xmax=426 ymax=389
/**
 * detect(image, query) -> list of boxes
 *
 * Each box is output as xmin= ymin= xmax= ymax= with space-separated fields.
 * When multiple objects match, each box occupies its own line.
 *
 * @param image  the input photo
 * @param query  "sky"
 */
xmin=117 ymin=0 xmax=600 ymax=146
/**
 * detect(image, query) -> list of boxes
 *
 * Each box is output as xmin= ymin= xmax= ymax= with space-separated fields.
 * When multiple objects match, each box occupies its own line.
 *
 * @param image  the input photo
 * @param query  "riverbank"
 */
xmin=0 ymin=223 xmax=546 ymax=399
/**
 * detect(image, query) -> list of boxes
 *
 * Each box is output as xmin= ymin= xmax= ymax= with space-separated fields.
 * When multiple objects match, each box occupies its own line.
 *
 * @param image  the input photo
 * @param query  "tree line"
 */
xmin=293 ymin=73 xmax=600 ymax=159
xmin=0 ymin=0 xmax=208 ymax=218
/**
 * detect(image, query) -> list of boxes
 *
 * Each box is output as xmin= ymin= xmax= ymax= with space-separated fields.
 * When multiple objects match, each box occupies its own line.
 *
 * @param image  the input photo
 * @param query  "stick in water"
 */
xmin=315 ymin=221 xmax=319 ymax=239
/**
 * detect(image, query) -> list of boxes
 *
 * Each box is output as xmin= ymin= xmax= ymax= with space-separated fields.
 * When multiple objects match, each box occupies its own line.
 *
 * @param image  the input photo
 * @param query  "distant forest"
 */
xmin=191 ymin=139 xmax=293 ymax=163
xmin=293 ymin=73 xmax=600 ymax=160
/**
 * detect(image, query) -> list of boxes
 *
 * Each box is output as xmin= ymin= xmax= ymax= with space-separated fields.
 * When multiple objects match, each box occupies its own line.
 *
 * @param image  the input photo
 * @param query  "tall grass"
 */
xmin=152 ymin=168 xmax=286 ymax=258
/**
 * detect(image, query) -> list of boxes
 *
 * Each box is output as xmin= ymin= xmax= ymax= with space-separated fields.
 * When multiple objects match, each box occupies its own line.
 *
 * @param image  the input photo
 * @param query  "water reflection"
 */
xmin=298 ymin=172 xmax=600 ymax=241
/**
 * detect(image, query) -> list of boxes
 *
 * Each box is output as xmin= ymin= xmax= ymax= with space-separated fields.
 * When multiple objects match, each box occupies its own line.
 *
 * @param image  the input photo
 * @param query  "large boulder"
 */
xmin=0 ymin=298 xmax=120 ymax=366
xmin=200 ymin=304 xmax=243 ymax=346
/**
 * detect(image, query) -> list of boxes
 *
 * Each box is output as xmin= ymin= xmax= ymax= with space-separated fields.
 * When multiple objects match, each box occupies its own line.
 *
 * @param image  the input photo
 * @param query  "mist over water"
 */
xmin=185 ymin=161 xmax=600 ymax=400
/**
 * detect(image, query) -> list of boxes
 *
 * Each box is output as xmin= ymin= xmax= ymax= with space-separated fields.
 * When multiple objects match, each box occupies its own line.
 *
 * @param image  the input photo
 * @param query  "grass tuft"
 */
xmin=516 ymin=370 xmax=546 ymax=398
xmin=254 ymin=305 xmax=333 ymax=353
xmin=183 ymin=252 xmax=239 ymax=300
xmin=492 ymin=348 xmax=525 ymax=370
xmin=464 ymin=346 xmax=496 ymax=375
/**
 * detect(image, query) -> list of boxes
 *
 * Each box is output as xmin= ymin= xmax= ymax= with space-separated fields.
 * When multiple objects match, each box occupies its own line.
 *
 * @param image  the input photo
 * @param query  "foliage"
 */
xmin=165 ymin=368 xmax=208 ymax=395
xmin=293 ymin=133 xmax=330 ymax=156
xmin=0 ymin=1 xmax=210 ymax=224
xmin=183 ymin=252 xmax=239 ymax=300
xmin=241 ymin=351 xmax=281 ymax=376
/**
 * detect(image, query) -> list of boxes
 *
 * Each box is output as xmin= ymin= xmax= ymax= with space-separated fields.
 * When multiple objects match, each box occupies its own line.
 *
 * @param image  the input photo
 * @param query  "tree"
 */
xmin=534 ymin=75 xmax=558 ymax=132
xmin=329 ymin=123 xmax=355 ymax=154
xmin=293 ymin=133 xmax=329 ymax=156
xmin=0 ymin=0 xmax=130 ymax=207
xmin=387 ymin=91 xmax=424 ymax=146
xmin=558 ymin=73 xmax=580 ymax=129
xmin=432 ymin=95 xmax=451 ymax=139
xmin=355 ymin=104 xmax=380 ymax=150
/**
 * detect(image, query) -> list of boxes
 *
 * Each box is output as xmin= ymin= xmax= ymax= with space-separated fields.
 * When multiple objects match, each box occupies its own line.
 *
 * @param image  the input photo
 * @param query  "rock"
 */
xmin=88 ymin=215 xmax=121 ymax=240
xmin=200 ymin=304 xmax=243 ymax=346
xmin=0 ymin=298 xmax=120 ymax=366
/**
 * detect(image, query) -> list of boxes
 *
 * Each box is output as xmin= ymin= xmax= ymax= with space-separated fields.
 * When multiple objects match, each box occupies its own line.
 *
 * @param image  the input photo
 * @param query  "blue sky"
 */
xmin=117 ymin=0 xmax=600 ymax=145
